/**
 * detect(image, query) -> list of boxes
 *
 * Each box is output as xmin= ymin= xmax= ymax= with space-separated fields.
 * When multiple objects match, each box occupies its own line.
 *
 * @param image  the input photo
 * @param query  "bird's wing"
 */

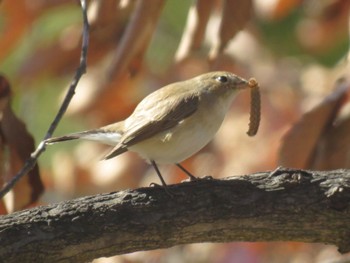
xmin=103 ymin=92 xmax=199 ymax=159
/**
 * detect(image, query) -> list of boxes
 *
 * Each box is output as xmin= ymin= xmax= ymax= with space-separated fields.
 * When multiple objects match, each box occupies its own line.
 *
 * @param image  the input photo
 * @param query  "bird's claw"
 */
xmin=181 ymin=175 xmax=214 ymax=183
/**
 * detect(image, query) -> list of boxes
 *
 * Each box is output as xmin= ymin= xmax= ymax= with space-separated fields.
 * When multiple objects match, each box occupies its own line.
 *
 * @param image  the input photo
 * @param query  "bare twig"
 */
xmin=0 ymin=0 xmax=90 ymax=199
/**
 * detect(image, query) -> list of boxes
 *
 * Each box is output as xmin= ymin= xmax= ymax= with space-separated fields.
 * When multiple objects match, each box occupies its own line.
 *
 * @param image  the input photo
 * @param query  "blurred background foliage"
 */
xmin=0 ymin=0 xmax=350 ymax=262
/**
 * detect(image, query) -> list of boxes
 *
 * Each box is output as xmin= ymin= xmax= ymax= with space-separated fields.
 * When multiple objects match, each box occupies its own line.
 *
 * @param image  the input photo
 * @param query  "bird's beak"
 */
xmin=235 ymin=78 xmax=250 ymax=90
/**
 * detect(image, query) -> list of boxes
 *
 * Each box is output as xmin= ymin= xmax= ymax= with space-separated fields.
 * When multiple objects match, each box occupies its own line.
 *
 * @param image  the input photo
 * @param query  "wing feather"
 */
xmin=103 ymin=91 xmax=199 ymax=159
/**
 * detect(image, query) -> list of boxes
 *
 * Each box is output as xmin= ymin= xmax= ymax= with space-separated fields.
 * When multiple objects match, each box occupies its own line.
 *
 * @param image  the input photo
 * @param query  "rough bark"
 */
xmin=0 ymin=168 xmax=349 ymax=263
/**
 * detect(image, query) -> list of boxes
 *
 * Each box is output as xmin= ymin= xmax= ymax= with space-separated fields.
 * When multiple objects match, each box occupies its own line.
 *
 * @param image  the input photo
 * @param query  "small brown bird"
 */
xmin=46 ymin=71 xmax=254 ymax=189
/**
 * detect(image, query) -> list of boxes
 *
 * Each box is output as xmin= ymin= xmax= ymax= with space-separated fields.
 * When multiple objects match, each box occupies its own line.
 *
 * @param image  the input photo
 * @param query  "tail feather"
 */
xmin=45 ymin=134 xmax=81 ymax=144
xmin=45 ymin=129 xmax=122 ymax=146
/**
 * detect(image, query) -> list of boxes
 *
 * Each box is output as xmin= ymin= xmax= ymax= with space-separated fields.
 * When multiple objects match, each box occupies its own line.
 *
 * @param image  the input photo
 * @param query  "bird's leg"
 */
xmin=151 ymin=160 xmax=168 ymax=186
xmin=150 ymin=160 xmax=173 ymax=196
xmin=268 ymin=166 xmax=312 ymax=179
xmin=176 ymin=163 xmax=197 ymax=181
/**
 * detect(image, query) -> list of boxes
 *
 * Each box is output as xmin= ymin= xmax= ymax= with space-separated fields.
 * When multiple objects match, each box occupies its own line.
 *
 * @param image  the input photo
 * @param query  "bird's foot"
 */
xmin=181 ymin=175 xmax=214 ymax=183
xmin=268 ymin=166 xmax=309 ymax=178
xmin=268 ymin=166 xmax=283 ymax=178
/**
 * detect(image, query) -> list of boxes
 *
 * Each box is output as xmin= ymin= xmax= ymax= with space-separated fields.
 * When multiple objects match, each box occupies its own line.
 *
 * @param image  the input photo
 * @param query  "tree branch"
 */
xmin=0 ymin=168 xmax=349 ymax=263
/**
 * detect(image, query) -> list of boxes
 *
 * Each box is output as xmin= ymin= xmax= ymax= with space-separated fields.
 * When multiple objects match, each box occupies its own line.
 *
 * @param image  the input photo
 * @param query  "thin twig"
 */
xmin=0 ymin=0 xmax=90 ymax=199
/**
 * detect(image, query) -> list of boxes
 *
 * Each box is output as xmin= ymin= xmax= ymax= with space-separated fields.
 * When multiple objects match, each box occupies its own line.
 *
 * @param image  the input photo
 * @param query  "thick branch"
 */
xmin=0 ymin=169 xmax=349 ymax=263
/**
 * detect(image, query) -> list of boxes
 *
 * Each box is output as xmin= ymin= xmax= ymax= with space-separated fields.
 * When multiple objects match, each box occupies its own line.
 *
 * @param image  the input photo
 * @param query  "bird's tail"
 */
xmin=45 ymin=133 xmax=82 ymax=144
xmin=45 ymin=122 xmax=124 ymax=146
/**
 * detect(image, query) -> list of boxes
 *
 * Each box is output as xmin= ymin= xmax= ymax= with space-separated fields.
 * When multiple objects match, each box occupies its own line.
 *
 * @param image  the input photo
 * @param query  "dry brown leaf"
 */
xmin=312 ymin=116 xmax=350 ymax=170
xmin=0 ymin=76 xmax=43 ymax=212
xmin=310 ymin=75 xmax=350 ymax=169
xmin=175 ymin=0 xmax=215 ymax=61
xmin=209 ymin=0 xmax=253 ymax=60
xmin=0 ymin=1 xmax=70 ymax=61
xmin=108 ymin=0 xmax=166 ymax=81
xmin=278 ymin=78 xmax=349 ymax=169
xmin=0 ymin=200 xmax=7 ymax=215
xmin=20 ymin=1 xmax=132 ymax=80
xmin=0 ymin=76 xmax=10 ymax=214
xmin=297 ymin=0 xmax=350 ymax=53
xmin=0 ymin=1 xmax=38 ymax=61
xmin=272 ymin=0 xmax=303 ymax=20
xmin=82 ymin=72 xmax=138 ymax=124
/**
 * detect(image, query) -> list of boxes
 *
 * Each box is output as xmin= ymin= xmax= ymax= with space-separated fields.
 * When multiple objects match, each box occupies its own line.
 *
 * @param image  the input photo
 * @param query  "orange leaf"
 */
xmin=175 ymin=0 xmax=215 ymax=61
xmin=19 ymin=1 xmax=133 ymax=80
xmin=278 ymin=78 xmax=349 ymax=169
xmin=312 ymin=116 xmax=350 ymax=170
xmin=0 ymin=76 xmax=43 ymax=212
xmin=209 ymin=0 xmax=253 ymax=59
xmin=273 ymin=0 xmax=303 ymax=20
xmin=108 ymin=0 xmax=166 ymax=80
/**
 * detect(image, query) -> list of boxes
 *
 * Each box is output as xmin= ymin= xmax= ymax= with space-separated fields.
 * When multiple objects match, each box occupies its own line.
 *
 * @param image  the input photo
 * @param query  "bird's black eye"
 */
xmin=216 ymin=76 xmax=228 ymax=83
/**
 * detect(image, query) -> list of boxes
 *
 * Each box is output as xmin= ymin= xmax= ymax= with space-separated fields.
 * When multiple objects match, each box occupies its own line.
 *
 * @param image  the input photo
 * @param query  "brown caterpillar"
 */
xmin=247 ymin=78 xmax=260 ymax=136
